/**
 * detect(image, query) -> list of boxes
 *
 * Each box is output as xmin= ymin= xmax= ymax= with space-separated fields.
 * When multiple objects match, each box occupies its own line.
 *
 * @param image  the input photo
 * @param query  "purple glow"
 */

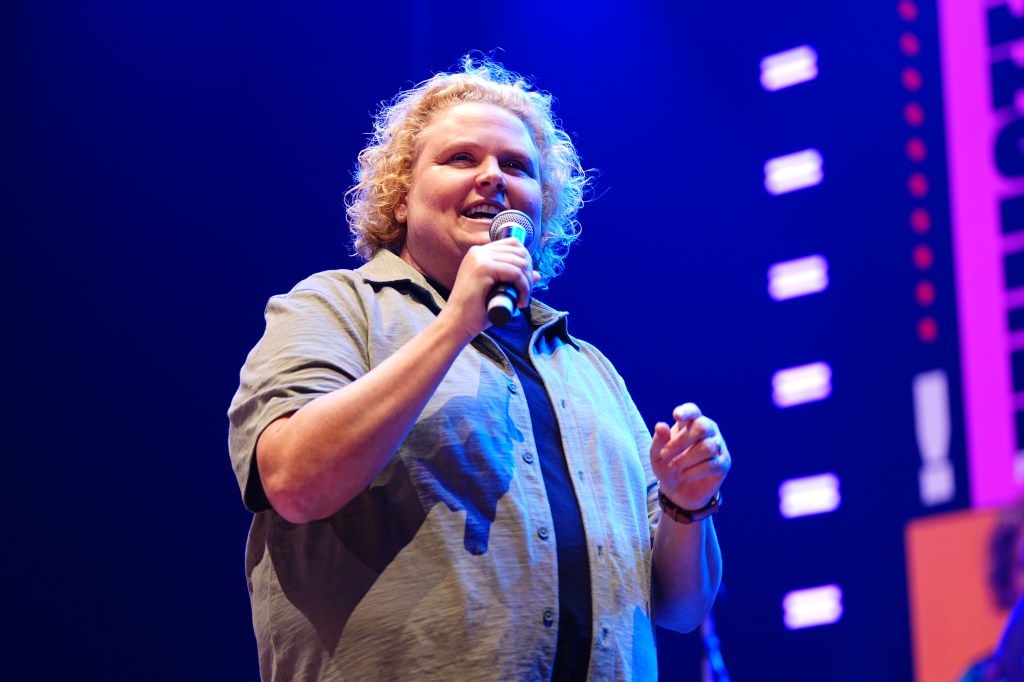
xmin=1007 ymin=286 xmax=1024 ymax=310
xmin=768 ymin=254 xmax=829 ymax=301
xmin=772 ymin=362 xmax=832 ymax=408
xmin=760 ymin=45 xmax=819 ymax=91
xmin=783 ymin=585 xmax=843 ymax=630
xmin=779 ymin=473 xmax=841 ymax=518
xmin=764 ymin=149 xmax=823 ymax=195
xmin=938 ymin=0 xmax=1020 ymax=505
xmin=1005 ymin=231 xmax=1024 ymax=254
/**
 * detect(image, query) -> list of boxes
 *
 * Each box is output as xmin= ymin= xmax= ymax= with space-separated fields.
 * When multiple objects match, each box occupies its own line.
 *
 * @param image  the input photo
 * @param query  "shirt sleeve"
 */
xmin=227 ymin=275 xmax=370 ymax=511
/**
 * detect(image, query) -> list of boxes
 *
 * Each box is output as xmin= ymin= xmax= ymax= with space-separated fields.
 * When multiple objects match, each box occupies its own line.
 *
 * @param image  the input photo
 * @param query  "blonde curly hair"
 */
xmin=344 ymin=55 xmax=588 ymax=288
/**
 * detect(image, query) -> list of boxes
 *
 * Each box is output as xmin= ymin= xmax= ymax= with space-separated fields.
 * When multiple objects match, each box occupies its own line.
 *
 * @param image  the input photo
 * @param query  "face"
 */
xmin=396 ymin=101 xmax=543 ymax=288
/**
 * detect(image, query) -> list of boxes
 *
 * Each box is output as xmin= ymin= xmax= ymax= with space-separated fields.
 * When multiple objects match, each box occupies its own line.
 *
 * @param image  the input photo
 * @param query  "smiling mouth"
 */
xmin=461 ymin=205 xmax=502 ymax=220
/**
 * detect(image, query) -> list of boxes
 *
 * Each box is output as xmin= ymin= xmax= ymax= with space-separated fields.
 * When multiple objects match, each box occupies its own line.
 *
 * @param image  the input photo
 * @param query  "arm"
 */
xmin=257 ymin=239 xmax=537 ymax=524
xmin=649 ymin=403 xmax=730 ymax=632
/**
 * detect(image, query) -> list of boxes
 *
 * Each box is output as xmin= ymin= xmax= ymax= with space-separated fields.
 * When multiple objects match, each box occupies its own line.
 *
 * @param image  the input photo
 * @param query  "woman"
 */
xmin=229 ymin=55 xmax=730 ymax=681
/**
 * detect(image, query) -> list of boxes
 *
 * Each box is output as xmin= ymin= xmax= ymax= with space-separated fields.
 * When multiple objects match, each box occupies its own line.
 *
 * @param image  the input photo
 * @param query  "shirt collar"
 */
xmin=357 ymin=250 xmax=578 ymax=349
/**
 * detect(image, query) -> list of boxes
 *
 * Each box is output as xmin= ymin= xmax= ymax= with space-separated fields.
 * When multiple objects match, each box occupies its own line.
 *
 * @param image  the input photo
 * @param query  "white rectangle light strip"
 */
xmin=779 ymin=473 xmax=841 ymax=518
xmin=783 ymin=584 xmax=843 ymax=630
xmin=764 ymin=149 xmax=823 ymax=195
xmin=913 ymin=369 xmax=955 ymax=506
xmin=772 ymin=362 xmax=832 ymax=408
xmin=768 ymin=254 xmax=829 ymax=301
xmin=760 ymin=45 xmax=819 ymax=91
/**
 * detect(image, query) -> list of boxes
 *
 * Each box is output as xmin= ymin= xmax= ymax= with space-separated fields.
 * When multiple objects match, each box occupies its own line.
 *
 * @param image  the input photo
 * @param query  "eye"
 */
xmin=447 ymin=152 xmax=474 ymax=164
xmin=503 ymin=159 xmax=535 ymax=177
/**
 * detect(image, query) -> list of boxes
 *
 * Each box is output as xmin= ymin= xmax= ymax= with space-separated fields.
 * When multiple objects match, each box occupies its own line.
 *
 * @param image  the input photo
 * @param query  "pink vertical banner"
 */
xmin=938 ymin=0 xmax=1024 ymax=506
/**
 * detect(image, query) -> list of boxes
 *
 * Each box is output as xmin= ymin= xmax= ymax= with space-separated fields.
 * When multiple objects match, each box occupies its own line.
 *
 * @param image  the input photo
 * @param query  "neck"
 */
xmin=398 ymin=247 xmax=456 ymax=292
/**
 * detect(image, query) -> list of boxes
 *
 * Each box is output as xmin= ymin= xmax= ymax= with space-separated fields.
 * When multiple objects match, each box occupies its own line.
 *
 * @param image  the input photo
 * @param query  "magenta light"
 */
xmin=938 ymin=0 xmax=1020 ymax=505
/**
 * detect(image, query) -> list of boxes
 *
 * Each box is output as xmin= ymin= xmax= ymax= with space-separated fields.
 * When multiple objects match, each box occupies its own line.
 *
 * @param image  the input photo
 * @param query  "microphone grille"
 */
xmin=488 ymin=209 xmax=536 ymax=249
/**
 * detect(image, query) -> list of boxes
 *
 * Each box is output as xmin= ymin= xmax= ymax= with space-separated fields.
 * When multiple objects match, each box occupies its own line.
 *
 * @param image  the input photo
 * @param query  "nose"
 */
xmin=476 ymin=157 xmax=507 ymax=192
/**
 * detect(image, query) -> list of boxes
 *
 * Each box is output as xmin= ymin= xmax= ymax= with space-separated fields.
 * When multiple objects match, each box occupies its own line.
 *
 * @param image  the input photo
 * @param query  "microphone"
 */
xmin=486 ymin=209 xmax=536 ymax=326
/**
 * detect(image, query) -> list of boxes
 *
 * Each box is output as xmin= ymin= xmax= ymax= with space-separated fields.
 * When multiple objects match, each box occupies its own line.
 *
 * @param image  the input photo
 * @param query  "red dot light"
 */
xmin=917 ymin=316 xmax=938 ymax=343
xmin=908 ymin=172 xmax=929 ymax=198
xmin=898 ymin=1 xmax=919 ymax=22
xmin=900 ymin=32 xmax=921 ymax=57
xmin=901 ymin=66 xmax=923 ymax=92
xmin=906 ymin=137 xmax=927 ymax=162
xmin=913 ymin=244 xmax=934 ymax=270
xmin=904 ymin=102 xmax=925 ymax=127
xmin=915 ymin=280 xmax=936 ymax=306
xmin=911 ymin=208 xmax=931 ymax=233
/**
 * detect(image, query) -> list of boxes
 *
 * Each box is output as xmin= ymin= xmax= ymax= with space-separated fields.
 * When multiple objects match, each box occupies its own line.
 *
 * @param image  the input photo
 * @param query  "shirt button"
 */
xmin=543 ymin=609 xmax=554 ymax=626
xmin=538 ymin=527 xmax=549 ymax=541
xmin=601 ymin=627 xmax=610 ymax=645
xmin=560 ymin=398 xmax=567 ymax=409
xmin=523 ymin=451 xmax=534 ymax=464
xmin=507 ymin=382 xmax=518 ymax=394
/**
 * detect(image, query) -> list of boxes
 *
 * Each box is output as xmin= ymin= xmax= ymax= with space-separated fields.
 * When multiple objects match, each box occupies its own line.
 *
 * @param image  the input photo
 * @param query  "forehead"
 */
xmin=416 ymin=101 xmax=539 ymax=155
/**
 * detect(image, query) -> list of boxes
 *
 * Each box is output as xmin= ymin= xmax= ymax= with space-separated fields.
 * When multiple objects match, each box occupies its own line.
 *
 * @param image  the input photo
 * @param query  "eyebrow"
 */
xmin=440 ymin=138 xmax=537 ymax=155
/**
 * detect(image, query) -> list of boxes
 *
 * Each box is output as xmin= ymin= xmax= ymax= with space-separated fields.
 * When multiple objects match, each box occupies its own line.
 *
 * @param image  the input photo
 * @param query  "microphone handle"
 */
xmin=486 ymin=283 xmax=518 ymax=326
xmin=486 ymin=225 xmax=530 ymax=326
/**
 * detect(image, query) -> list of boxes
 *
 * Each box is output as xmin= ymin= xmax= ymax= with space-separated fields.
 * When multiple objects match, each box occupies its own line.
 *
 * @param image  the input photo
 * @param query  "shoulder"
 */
xmin=280 ymin=268 xmax=365 ymax=302
xmin=262 ymin=269 xmax=370 ymax=333
xmin=274 ymin=251 xmax=441 ymax=313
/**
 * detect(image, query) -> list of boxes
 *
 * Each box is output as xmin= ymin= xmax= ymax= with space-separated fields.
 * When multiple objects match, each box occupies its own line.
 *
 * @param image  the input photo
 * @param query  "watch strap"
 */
xmin=658 ymin=490 xmax=721 ymax=524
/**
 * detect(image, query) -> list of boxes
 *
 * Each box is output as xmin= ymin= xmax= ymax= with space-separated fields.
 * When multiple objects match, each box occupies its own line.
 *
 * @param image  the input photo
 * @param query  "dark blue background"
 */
xmin=6 ymin=1 xmax=964 ymax=679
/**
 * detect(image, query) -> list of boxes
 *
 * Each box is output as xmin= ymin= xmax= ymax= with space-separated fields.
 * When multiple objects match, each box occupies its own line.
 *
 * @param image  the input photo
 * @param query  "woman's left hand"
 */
xmin=650 ymin=402 xmax=731 ymax=511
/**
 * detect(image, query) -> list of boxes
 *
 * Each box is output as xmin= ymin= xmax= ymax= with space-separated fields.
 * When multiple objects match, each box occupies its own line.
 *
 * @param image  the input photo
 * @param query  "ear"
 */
xmin=395 ymin=198 xmax=408 ymax=224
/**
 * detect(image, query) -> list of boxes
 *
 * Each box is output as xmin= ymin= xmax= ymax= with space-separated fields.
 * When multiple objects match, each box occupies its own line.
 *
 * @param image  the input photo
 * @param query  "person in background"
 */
xmin=990 ymin=500 xmax=1024 ymax=615
xmin=228 ymin=55 xmax=731 ymax=681
xmin=961 ymin=498 xmax=1024 ymax=682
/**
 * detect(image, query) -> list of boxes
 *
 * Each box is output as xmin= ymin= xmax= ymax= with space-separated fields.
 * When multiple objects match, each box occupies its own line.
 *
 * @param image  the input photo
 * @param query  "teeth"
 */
xmin=464 ymin=204 xmax=500 ymax=217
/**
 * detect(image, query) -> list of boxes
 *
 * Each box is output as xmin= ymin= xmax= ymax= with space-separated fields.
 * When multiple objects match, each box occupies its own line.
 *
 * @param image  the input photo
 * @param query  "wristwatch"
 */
xmin=658 ymin=490 xmax=721 ymax=524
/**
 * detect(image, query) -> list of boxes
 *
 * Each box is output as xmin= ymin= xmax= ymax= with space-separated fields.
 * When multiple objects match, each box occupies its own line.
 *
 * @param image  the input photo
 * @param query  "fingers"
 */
xmin=445 ymin=240 xmax=536 ymax=335
xmin=651 ymin=404 xmax=732 ymax=509
xmin=668 ymin=437 xmax=729 ymax=477
xmin=481 ymin=238 xmax=535 ymax=307
xmin=650 ymin=421 xmax=673 ymax=458
xmin=664 ymin=413 xmax=718 ymax=456
xmin=654 ymin=431 xmax=730 ymax=500
xmin=461 ymin=241 xmax=533 ymax=287
xmin=653 ymin=421 xmax=718 ymax=463
xmin=654 ymin=404 xmax=728 ymax=473
xmin=673 ymin=402 xmax=702 ymax=423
